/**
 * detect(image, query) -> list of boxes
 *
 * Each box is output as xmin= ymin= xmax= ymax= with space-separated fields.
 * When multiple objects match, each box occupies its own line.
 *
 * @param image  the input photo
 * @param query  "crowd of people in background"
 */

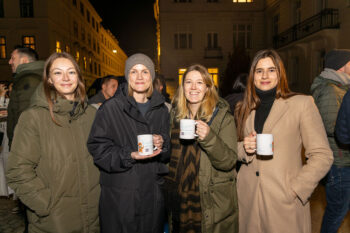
xmin=0 ymin=46 xmax=349 ymax=233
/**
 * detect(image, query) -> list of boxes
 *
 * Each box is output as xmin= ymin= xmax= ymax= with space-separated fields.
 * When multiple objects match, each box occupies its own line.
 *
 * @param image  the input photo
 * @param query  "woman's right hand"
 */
xmin=244 ymin=131 xmax=257 ymax=154
xmin=131 ymin=149 xmax=162 ymax=160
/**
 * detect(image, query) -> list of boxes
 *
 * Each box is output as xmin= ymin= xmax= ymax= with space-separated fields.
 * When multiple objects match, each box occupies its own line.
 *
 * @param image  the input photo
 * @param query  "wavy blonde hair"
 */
xmin=173 ymin=64 xmax=219 ymax=122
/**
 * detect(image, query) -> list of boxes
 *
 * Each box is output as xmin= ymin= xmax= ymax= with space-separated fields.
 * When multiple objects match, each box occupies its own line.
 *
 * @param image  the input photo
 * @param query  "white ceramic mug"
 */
xmin=256 ymin=134 xmax=274 ymax=156
xmin=180 ymin=119 xmax=198 ymax=139
xmin=137 ymin=134 xmax=153 ymax=156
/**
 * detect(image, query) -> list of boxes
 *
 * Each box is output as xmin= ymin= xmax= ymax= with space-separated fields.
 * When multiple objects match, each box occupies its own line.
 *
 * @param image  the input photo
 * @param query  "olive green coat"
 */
xmin=170 ymin=98 xmax=239 ymax=233
xmin=6 ymin=84 xmax=100 ymax=233
xmin=7 ymin=61 xmax=44 ymax=147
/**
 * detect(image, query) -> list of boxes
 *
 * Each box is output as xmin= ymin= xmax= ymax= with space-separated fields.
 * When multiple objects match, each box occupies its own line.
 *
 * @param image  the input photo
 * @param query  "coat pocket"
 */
xmin=209 ymin=177 xmax=236 ymax=223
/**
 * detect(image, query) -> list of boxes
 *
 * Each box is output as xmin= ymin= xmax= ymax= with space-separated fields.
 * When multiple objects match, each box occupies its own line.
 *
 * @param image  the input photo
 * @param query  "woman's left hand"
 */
xmin=195 ymin=120 xmax=210 ymax=140
xmin=153 ymin=134 xmax=164 ymax=150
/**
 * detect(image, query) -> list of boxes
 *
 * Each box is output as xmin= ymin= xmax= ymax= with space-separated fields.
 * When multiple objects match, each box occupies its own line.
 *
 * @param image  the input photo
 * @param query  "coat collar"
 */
xmin=246 ymin=98 xmax=289 ymax=135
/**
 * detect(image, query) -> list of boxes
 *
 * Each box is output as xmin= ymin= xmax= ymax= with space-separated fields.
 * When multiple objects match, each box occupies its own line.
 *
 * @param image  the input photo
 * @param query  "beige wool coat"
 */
xmin=237 ymin=95 xmax=333 ymax=233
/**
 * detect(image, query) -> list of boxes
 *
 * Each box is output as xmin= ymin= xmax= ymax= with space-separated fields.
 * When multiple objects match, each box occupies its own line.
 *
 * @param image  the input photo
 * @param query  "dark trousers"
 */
xmin=321 ymin=165 xmax=350 ymax=233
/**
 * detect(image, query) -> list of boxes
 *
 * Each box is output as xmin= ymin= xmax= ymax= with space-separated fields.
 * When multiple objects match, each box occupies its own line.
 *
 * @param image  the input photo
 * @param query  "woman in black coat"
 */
xmin=87 ymin=53 xmax=170 ymax=233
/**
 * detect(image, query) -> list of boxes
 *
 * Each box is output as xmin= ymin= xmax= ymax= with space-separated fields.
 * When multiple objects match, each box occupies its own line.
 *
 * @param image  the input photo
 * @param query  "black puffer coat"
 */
xmin=87 ymin=83 xmax=170 ymax=233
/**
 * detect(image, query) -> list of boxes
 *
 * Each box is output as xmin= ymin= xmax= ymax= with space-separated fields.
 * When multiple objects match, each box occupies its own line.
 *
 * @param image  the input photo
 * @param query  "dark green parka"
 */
xmin=7 ymin=60 xmax=44 ymax=147
xmin=170 ymin=98 xmax=239 ymax=233
xmin=6 ymin=84 xmax=100 ymax=233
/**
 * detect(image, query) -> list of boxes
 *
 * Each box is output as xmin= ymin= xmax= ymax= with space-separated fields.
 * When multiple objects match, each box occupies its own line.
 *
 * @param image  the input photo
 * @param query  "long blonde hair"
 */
xmin=173 ymin=64 xmax=219 ymax=122
xmin=43 ymin=52 xmax=86 ymax=125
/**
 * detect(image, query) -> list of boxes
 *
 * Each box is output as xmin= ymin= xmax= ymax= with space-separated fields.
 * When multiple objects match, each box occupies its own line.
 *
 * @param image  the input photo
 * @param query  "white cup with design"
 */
xmin=256 ymin=134 xmax=274 ymax=156
xmin=180 ymin=119 xmax=198 ymax=139
xmin=137 ymin=134 xmax=154 ymax=156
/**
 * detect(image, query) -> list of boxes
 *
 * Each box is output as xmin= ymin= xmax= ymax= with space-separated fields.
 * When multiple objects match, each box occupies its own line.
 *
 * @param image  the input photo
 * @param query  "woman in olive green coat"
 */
xmin=165 ymin=64 xmax=238 ymax=233
xmin=6 ymin=52 xmax=100 ymax=233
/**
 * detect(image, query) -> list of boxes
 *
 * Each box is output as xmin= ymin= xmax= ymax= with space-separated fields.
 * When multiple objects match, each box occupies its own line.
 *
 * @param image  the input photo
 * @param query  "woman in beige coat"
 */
xmin=235 ymin=49 xmax=333 ymax=233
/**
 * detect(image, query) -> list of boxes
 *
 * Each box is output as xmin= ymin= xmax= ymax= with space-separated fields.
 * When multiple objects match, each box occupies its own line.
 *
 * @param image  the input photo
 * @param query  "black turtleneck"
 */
xmin=254 ymin=87 xmax=276 ymax=134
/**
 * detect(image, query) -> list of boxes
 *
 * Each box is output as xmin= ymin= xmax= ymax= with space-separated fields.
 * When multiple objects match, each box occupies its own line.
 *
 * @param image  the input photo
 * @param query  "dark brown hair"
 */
xmin=235 ymin=49 xmax=297 ymax=140
xmin=43 ymin=52 xmax=86 ymax=125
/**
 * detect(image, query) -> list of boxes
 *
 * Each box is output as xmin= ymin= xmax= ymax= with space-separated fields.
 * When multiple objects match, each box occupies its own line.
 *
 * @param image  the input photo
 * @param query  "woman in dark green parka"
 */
xmin=166 ymin=64 xmax=238 ymax=233
xmin=6 ymin=52 xmax=100 ymax=233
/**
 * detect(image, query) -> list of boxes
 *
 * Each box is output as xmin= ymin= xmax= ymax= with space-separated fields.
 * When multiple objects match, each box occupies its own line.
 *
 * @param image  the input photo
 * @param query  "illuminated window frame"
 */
xmin=178 ymin=68 xmax=219 ymax=87
xmin=56 ymin=41 xmax=61 ymax=53
xmin=0 ymin=36 xmax=6 ymax=59
xmin=22 ymin=36 xmax=35 ymax=49
xmin=233 ymin=0 xmax=252 ymax=2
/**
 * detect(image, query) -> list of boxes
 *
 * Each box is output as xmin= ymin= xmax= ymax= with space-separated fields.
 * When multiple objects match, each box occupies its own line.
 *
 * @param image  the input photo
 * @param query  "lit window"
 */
xmin=178 ymin=68 xmax=187 ymax=85
xmin=233 ymin=24 xmax=252 ymax=49
xmin=178 ymin=68 xmax=219 ymax=86
xmin=0 ymin=36 xmax=6 ymax=59
xmin=56 ymin=41 xmax=61 ymax=53
xmin=22 ymin=36 xmax=35 ymax=49
xmin=174 ymin=0 xmax=192 ymax=2
xmin=65 ymin=45 xmax=70 ymax=53
xmin=83 ymin=56 xmax=87 ymax=71
xmin=208 ymin=68 xmax=219 ymax=87
xmin=20 ymin=0 xmax=33 ymax=17
xmin=233 ymin=0 xmax=252 ymax=2
xmin=76 ymin=51 xmax=80 ymax=62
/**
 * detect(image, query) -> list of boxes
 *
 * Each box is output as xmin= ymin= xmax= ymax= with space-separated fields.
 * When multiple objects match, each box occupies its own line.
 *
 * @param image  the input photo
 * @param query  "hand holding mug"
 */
xmin=195 ymin=120 xmax=210 ymax=140
xmin=244 ymin=131 xmax=257 ymax=154
xmin=131 ymin=149 xmax=162 ymax=160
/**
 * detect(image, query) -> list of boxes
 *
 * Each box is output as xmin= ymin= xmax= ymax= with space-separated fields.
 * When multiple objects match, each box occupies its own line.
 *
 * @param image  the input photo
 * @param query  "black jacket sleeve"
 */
xmin=157 ymin=107 xmax=171 ymax=163
xmin=87 ymin=107 xmax=135 ymax=173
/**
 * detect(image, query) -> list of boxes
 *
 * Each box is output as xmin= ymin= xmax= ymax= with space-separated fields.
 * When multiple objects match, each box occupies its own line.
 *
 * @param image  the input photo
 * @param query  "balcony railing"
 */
xmin=204 ymin=47 xmax=223 ymax=59
xmin=273 ymin=8 xmax=340 ymax=48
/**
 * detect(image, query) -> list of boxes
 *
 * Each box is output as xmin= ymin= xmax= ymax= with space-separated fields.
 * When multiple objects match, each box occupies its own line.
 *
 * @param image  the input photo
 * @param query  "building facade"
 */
xmin=0 ymin=0 xmax=127 ymax=88
xmin=156 ymin=0 xmax=350 ymax=96
xmin=266 ymin=0 xmax=350 ymax=93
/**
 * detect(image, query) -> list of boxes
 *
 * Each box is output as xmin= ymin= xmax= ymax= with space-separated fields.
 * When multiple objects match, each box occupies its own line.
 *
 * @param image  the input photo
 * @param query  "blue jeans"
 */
xmin=321 ymin=165 xmax=350 ymax=233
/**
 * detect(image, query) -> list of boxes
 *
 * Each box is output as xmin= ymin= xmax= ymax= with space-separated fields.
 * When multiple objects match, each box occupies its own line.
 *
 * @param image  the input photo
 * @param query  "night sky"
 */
xmin=89 ymin=0 xmax=156 ymax=59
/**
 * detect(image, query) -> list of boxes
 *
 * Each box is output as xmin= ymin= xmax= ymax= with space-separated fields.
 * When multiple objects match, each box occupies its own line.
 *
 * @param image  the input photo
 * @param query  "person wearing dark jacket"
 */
xmin=336 ymin=90 xmax=350 ymax=144
xmin=6 ymin=52 xmax=100 ymax=233
xmin=311 ymin=49 xmax=350 ymax=233
xmin=87 ymin=53 xmax=170 ymax=233
xmin=165 ymin=64 xmax=238 ymax=233
xmin=7 ymin=46 xmax=44 ymax=148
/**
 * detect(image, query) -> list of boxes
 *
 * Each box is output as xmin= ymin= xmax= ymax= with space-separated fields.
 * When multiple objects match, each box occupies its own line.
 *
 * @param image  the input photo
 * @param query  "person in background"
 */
xmin=88 ymin=75 xmax=119 ymax=108
xmin=6 ymin=52 xmax=100 ymax=232
xmin=235 ymin=49 xmax=333 ymax=233
xmin=310 ymin=49 xmax=350 ymax=233
xmin=87 ymin=53 xmax=170 ymax=233
xmin=153 ymin=75 xmax=171 ymax=111
xmin=224 ymin=73 xmax=248 ymax=115
xmin=7 ymin=46 xmax=44 ymax=148
xmin=0 ymin=82 xmax=13 ymax=197
xmin=165 ymin=64 xmax=238 ymax=233
xmin=334 ymin=90 xmax=350 ymax=223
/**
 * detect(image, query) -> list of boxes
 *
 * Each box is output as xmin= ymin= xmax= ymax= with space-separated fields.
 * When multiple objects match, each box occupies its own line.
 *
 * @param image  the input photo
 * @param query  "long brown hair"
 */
xmin=173 ymin=64 xmax=219 ymax=122
xmin=235 ymin=49 xmax=297 ymax=140
xmin=43 ymin=52 xmax=86 ymax=125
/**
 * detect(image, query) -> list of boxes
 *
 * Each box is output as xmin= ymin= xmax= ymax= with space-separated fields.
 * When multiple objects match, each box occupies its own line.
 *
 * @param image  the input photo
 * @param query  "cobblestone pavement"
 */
xmin=0 ymin=185 xmax=349 ymax=233
xmin=0 ymin=197 xmax=24 ymax=233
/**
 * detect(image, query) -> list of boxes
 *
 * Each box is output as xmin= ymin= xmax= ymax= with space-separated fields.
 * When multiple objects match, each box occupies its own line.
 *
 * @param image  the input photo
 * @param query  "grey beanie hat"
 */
xmin=325 ymin=49 xmax=350 ymax=71
xmin=124 ymin=53 xmax=155 ymax=82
